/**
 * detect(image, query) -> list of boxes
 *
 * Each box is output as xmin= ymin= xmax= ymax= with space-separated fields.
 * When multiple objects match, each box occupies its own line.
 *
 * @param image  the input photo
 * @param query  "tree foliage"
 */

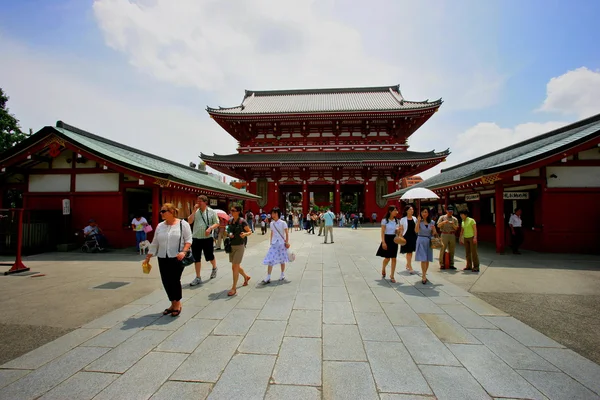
xmin=0 ymin=88 xmax=29 ymax=153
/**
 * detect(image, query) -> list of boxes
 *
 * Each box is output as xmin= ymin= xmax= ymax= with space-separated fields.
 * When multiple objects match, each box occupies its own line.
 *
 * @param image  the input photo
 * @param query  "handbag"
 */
xmin=430 ymin=236 xmax=443 ymax=249
xmin=224 ymin=238 xmax=232 ymax=253
xmin=143 ymin=224 xmax=153 ymax=233
xmin=178 ymin=221 xmax=195 ymax=267
xmin=394 ymin=221 xmax=406 ymax=245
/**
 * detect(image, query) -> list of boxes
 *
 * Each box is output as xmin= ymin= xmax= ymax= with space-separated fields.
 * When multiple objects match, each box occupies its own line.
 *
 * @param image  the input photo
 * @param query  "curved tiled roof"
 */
xmin=385 ymin=113 xmax=600 ymax=198
xmin=207 ymin=85 xmax=442 ymax=115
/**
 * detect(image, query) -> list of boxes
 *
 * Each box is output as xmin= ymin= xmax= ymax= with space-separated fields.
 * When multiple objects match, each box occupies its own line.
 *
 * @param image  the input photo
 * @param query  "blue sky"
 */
xmin=1 ymin=0 xmax=599 ymax=178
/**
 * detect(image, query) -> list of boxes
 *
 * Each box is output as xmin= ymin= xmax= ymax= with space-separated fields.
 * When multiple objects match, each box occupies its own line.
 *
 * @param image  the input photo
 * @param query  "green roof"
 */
xmin=2 ymin=121 xmax=258 ymax=200
xmin=385 ymin=113 xmax=600 ymax=198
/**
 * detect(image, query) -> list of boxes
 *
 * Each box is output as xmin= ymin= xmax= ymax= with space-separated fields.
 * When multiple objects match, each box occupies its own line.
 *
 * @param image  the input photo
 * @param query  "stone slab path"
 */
xmin=1 ymin=227 xmax=599 ymax=399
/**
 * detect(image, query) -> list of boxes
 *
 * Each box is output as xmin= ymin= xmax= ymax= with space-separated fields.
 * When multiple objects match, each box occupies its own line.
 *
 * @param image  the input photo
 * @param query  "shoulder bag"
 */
xmin=179 ymin=220 xmax=195 ymax=267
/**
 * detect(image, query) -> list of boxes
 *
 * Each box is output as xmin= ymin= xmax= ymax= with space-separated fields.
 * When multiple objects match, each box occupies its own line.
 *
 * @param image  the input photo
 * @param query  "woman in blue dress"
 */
xmin=415 ymin=208 xmax=439 ymax=284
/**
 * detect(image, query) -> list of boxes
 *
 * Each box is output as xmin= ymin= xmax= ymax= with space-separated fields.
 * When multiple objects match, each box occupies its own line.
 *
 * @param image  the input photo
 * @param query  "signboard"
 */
xmin=503 ymin=192 xmax=529 ymax=200
xmin=209 ymin=199 xmax=218 ymax=206
xmin=62 ymin=199 xmax=71 ymax=215
xmin=465 ymin=193 xmax=480 ymax=202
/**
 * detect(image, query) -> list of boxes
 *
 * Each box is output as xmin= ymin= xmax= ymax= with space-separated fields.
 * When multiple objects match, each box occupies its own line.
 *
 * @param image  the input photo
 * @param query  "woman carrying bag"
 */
xmin=145 ymin=203 xmax=192 ymax=317
xmin=399 ymin=205 xmax=418 ymax=274
xmin=414 ymin=208 xmax=439 ymax=285
xmin=261 ymin=207 xmax=290 ymax=284
xmin=376 ymin=205 xmax=400 ymax=283
xmin=225 ymin=205 xmax=252 ymax=296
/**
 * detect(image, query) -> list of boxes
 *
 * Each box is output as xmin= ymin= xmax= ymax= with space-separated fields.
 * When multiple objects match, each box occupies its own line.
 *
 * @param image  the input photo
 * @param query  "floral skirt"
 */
xmin=263 ymin=243 xmax=289 ymax=265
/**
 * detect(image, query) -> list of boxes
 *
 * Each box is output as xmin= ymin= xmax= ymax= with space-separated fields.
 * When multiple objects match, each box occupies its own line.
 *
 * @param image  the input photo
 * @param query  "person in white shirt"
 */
xmin=509 ymin=208 xmax=523 ymax=254
xmin=145 ymin=203 xmax=192 ymax=317
xmin=131 ymin=214 xmax=148 ymax=251
xmin=261 ymin=207 xmax=290 ymax=284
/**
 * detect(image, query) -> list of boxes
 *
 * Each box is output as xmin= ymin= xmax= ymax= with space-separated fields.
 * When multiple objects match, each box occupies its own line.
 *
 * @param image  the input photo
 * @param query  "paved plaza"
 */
xmin=1 ymin=227 xmax=600 ymax=399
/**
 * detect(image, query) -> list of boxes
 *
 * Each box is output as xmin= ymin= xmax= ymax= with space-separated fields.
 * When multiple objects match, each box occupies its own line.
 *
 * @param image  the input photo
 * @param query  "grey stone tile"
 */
xmin=170 ymin=335 xmax=242 ymax=382
xmin=420 ymin=314 xmax=480 ymax=344
xmin=82 ymin=304 xmax=150 ymax=329
xmin=195 ymin=297 xmax=240 ymax=319
xmin=364 ymin=341 xmax=433 ymax=395
xmin=1 ymin=328 xmax=105 ymax=369
xmin=417 ymin=288 xmax=460 ymax=305
xmin=420 ymin=365 xmax=491 ymax=400
xmin=0 ymin=369 xmax=29 ymax=389
xmin=299 ymin=279 xmax=323 ymax=294
xmin=323 ymin=301 xmax=355 ymax=324
xmin=39 ymin=371 xmax=119 ymax=400
xmin=239 ymin=320 xmax=287 ymax=355
xmin=273 ymin=337 xmax=321 ymax=386
xmin=402 ymin=296 xmax=445 ymax=314
xmin=130 ymin=290 xmax=167 ymax=305
xmin=145 ymin=306 xmax=204 ymax=331
xmin=440 ymin=304 xmax=497 ymax=329
xmin=0 ymin=347 xmax=109 ymax=400
xmin=183 ymin=294 xmax=214 ymax=308
xmin=457 ymin=297 xmax=509 ymax=316
xmin=469 ymin=328 xmax=559 ymax=371
xmin=355 ymin=312 xmax=400 ymax=342
xmin=150 ymin=381 xmax=212 ymax=400
xmin=517 ymin=370 xmax=600 ymax=400
xmin=83 ymin=317 xmax=156 ymax=348
xmin=485 ymin=316 xmax=565 ymax=348
xmin=208 ymin=354 xmax=276 ymax=400
xmin=265 ymin=384 xmax=321 ymax=400
xmin=258 ymin=298 xmax=294 ymax=321
xmin=379 ymin=395 xmax=436 ymax=400
xmin=395 ymin=284 xmax=426 ymax=297
xmin=370 ymin=287 xmax=405 ymax=303
xmin=285 ymin=310 xmax=322 ymax=338
xmin=94 ymin=352 xmax=187 ymax=400
xmin=395 ymin=326 xmax=461 ymax=366
xmin=381 ymin=303 xmax=426 ymax=327
xmin=323 ymin=324 xmax=367 ymax=361
xmin=85 ymin=329 xmax=171 ymax=373
xmin=323 ymin=274 xmax=345 ymax=287
xmin=156 ymin=318 xmax=219 ymax=353
xmin=294 ymin=292 xmax=322 ymax=310
xmin=349 ymin=292 xmax=384 ymax=312
xmin=213 ymin=308 xmax=260 ymax=336
xmin=134 ymin=301 xmax=180 ymax=318
xmin=236 ymin=291 xmax=271 ymax=309
xmin=323 ymin=286 xmax=350 ymax=302
xmin=436 ymin=283 xmax=473 ymax=298
xmin=532 ymin=347 xmax=600 ymax=395
xmin=447 ymin=344 xmax=545 ymax=399
xmin=345 ymin=282 xmax=372 ymax=294
xmin=323 ymin=361 xmax=377 ymax=400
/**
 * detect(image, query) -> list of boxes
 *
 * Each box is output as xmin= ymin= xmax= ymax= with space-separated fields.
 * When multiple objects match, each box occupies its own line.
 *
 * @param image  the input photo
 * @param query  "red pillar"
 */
xmin=302 ymin=181 xmax=309 ymax=214
xmin=494 ymin=181 xmax=504 ymax=253
xmin=334 ymin=180 xmax=341 ymax=214
xmin=444 ymin=192 xmax=449 ymax=210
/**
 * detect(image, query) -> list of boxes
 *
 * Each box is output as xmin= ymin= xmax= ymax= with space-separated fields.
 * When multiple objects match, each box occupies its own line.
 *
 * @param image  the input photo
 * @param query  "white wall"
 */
xmin=75 ymin=173 xmax=119 ymax=192
xmin=546 ymin=166 xmax=600 ymax=188
xmin=29 ymin=174 xmax=70 ymax=192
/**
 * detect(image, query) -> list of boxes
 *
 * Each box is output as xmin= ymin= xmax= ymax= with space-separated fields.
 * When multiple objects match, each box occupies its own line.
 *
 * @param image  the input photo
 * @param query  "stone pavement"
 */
xmin=1 ymin=227 xmax=600 ymax=399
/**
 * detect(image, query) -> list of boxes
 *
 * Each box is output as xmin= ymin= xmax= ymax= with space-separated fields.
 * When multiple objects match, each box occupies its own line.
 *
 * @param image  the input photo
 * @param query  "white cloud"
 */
xmin=539 ymin=67 xmax=600 ymax=118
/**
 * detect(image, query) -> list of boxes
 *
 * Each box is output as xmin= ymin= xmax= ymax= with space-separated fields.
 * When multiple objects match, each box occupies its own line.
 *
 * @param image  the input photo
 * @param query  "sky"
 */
xmin=1 ymin=0 xmax=599 ymax=179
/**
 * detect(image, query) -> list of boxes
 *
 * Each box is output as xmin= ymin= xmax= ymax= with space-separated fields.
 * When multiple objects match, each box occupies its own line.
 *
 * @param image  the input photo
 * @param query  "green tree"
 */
xmin=0 ymin=88 xmax=28 ymax=153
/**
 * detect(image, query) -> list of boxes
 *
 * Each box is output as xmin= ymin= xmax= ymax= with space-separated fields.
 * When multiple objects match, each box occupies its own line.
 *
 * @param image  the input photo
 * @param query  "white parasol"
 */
xmin=400 ymin=187 xmax=440 ymax=201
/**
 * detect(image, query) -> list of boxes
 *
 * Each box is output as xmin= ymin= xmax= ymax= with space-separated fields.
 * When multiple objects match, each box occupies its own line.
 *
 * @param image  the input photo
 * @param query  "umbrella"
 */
xmin=212 ymin=209 xmax=230 ymax=221
xmin=400 ymin=187 xmax=439 ymax=201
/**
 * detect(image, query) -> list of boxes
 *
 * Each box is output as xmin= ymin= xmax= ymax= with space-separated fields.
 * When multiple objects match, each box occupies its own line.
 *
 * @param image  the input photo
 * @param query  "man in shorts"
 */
xmin=187 ymin=195 xmax=220 ymax=285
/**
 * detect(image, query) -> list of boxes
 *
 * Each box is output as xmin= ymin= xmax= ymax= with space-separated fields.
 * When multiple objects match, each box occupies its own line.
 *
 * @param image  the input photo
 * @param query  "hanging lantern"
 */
xmin=288 ymin=192 xmax=302 ymax=204
xmin=342 ymin=192 xmax=355 ymax=204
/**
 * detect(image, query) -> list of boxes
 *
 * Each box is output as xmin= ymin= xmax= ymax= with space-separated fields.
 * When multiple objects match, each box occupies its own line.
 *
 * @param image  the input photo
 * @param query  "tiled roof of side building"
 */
xmin=201 ymin=150 xmax=449 ymax=164
xmin=385 ymin=112 xmax=600 ymax=197
xmin=1 ymin=121 xmax=258 ymax=199
xmin=207 ymin=85 xmax=442 ymax=115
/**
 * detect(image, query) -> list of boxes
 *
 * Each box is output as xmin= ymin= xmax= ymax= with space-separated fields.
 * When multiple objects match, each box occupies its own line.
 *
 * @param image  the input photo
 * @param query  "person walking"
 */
xmin=376 ymin=206 xmax=400 ymax=283
xmin=260 ymin=211 xmax=268 ymax=235
xmin=437 ymin=206 xmax=458 ymax=269
xmin=145 ymin=203 xmax=192 ymax=317
xmin=371 ymin=212 xmax=378 ymax=226
xmin=459 ymin=210 xmax=480 ymax=272
xmin=415 ymin=208 xmax=438 ymax=284
xmin=187 ymin=195 xmax=219 ymax=286
xmin=246 ymin=210 xmax=255 ymax=233
xmin=509 ymin=208 xmax=523 ymax=254
xmin=322 ymin=208 xmax=335 ymax=244
xmin=317 ymin=212 xmax=325 ymax=236
xmin=226 ymin=205 xmax=252 ymax=296
xmin=399 ymin=205 xmax=417 ymax=274
xmin=293 ymin=212 xmax=300 ymax=231
xmin=131 ymin=213 xmax=148 ymax=252
xmin=215 ymin=216 xmax=227 ymax=250
xmin=261 ymin=207 xmax=290 ymax=283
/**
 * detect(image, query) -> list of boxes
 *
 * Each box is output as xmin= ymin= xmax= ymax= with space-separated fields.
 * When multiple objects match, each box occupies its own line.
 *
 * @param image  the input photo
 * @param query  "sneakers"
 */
xmin=190 ymin=277 xmax=202 ymax=286
xmin=210 ymin=268 xmax=218 ymax=279
xmin=279 ymin=275 xmax=285 ymax=281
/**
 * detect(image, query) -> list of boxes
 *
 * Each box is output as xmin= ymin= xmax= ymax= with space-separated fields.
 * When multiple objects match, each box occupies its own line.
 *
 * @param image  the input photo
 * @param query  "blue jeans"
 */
xmin=136 ymin=230 xmax=147 ymax=250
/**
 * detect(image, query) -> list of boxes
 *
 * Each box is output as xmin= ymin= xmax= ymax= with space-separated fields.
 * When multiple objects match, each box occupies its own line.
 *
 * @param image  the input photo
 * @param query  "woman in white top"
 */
xmin=131 ymin=214 xmax=148 ymax=251
xmin=145 ymin=203 xmax=192 ymax=317
xmin=261 ymin=207 xmax=290 ymax=284
xmin=376 ymin=206 xmax=400 ymax=283
xmin=399 ymin=205 xmax=418 ymax=274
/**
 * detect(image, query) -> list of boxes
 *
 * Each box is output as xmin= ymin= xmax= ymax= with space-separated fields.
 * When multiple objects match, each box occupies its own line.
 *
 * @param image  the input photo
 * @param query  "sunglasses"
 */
xmin=160 ymin=209 xmax=170 ymax=214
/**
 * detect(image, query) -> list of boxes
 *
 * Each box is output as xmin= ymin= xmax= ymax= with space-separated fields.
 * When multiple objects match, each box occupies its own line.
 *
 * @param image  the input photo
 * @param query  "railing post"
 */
xmin=4 ymin=209 xmax=30 ymax=275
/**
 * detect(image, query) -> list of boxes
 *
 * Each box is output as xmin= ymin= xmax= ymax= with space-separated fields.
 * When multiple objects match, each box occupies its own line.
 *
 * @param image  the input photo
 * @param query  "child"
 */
xmin=261 ymin=207 xmax=290 ymax=283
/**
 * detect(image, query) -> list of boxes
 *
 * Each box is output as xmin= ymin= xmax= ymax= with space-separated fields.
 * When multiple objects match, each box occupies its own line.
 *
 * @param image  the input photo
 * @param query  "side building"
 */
xmin=0 ymin=121 xmax=259 ymax=252
xmin=385 ymin=113 xmax=600 ymax=254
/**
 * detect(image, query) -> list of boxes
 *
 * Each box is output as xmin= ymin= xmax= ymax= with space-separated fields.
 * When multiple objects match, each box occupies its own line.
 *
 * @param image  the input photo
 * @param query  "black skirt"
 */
xmin=376 ymin=234 xmax=399 ymax=258
xmin=400 ymin=219 xmax=417 ymax=254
